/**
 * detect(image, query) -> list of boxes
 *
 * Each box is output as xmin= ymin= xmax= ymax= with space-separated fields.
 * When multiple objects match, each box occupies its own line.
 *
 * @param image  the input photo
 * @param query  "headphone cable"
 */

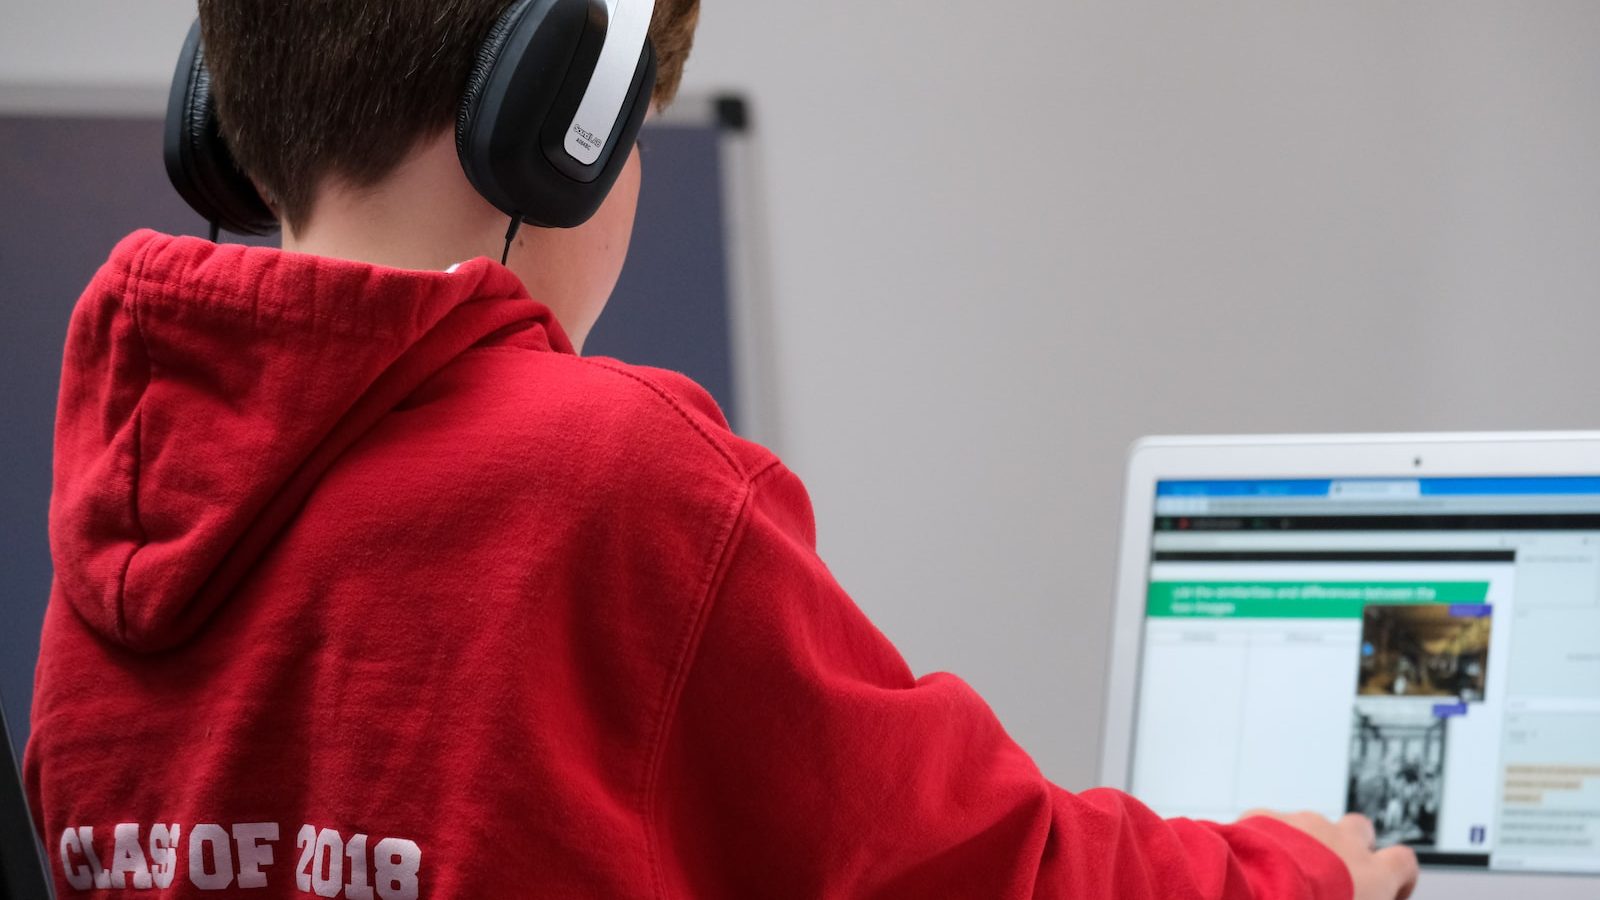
xmin=501 ymin=216 xmax=522 ymax=266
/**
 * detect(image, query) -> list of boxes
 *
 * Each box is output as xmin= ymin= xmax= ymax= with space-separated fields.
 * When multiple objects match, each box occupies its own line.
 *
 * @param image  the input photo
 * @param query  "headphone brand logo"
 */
xmin=570 ymin=124 xmax=602 ymax=154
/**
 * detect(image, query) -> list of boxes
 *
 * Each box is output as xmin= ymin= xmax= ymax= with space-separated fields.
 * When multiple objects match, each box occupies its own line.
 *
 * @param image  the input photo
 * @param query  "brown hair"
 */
xmin=198 ymin=0 xmax=700 ymax=230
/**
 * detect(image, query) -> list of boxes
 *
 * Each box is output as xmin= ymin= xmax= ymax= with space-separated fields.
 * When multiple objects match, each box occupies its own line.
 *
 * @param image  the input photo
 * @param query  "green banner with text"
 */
xmin=1147 ymin=581 xmax=1490 ymax=619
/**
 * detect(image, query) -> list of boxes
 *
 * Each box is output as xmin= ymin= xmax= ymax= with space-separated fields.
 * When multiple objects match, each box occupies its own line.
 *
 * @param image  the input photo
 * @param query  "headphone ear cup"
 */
xmin=456 ymin=0 xmax=529 ymax=164
xmin=457 ymin=0 xmax=656 ymax=229
xmin=163 ymin=19 xmax=279 ymax=237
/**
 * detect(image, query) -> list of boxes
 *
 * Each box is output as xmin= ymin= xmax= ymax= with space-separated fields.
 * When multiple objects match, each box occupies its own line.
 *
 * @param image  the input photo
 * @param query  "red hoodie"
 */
xmin=27 ymin=230 xmax=1352 ymax=899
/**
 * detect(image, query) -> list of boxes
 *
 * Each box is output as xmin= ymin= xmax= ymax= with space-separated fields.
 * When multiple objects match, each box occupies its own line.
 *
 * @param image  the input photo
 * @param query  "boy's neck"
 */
xmin=277 ymin=130 xmax=620 ymax=353
xmin=281 ymin=133 xmax=506 ymax=274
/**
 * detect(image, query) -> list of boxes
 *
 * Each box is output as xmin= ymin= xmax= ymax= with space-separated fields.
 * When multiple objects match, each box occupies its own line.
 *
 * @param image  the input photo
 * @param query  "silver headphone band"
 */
xmin=563 ymin=0 xmax=656 ymax=166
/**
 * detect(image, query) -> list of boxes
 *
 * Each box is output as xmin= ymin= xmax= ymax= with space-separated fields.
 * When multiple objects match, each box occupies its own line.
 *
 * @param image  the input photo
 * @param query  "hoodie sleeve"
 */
xmin=650 ymin=464 xmax=1354 ymax=900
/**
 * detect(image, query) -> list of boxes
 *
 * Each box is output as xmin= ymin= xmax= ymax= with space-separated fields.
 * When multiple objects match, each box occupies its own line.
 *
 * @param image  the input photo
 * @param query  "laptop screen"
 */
xmin=1130 ymin=476 xmax=1600 ymax=875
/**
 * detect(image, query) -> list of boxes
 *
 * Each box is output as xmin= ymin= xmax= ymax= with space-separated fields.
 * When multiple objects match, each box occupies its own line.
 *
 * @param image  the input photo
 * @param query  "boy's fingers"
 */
xmin=1375 ymin=845 xmax=1419 ymax=895
xmin=1339 ymin=813 xmax=1377 ymax=848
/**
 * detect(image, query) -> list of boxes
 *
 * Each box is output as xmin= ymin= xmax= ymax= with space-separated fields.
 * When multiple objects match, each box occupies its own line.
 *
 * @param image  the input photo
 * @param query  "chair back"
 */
xmin=0 ymin=701 xmax=52 ymax=900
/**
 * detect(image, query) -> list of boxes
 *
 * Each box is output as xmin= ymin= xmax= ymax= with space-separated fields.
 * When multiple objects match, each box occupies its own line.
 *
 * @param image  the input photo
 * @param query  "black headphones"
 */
xmin=164 ymin=0 xmax=658 ymax=239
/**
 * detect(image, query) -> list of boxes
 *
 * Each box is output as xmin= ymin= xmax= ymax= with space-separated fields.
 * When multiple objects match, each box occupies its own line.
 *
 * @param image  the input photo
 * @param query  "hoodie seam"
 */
xmin=112 ymin=243 xmax=158 ymax=645
xmin=643 ymin=460 xmax=785 ymax=899
xmin=459 ymin=348 xmax=746 ymax=478
xmin=573 ymin=358 xmax=745 ymax=478
xmin=643 ymin=479 xmax=751 ymax=900
xmin=120 ymin=273 xmax=431 ymax=340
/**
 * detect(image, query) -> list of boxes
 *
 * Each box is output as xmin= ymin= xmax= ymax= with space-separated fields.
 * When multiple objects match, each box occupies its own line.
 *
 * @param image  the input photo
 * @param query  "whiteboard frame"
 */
xmin=652 ymin=94 xmax=782 ymax=451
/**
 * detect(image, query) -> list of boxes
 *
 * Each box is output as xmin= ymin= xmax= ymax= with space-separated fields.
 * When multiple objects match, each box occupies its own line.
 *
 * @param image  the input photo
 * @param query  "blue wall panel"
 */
xmin=0 ymin=114 xmax=737 ymax=753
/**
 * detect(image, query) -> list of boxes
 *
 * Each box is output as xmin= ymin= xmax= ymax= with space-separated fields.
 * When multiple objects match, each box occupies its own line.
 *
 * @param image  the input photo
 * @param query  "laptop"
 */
xmin=1101 ymin=432 xmax=1600 ymax=899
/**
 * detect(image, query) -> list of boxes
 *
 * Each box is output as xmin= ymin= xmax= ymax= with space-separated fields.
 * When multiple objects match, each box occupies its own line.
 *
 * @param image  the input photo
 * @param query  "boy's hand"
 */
xmin=1244 ymin=810 xmax=1419 ymax=900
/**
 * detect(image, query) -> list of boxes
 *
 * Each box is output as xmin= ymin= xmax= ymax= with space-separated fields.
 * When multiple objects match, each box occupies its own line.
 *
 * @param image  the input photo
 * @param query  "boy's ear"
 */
xmin=249 ymin=178 xmax=280 ymax=218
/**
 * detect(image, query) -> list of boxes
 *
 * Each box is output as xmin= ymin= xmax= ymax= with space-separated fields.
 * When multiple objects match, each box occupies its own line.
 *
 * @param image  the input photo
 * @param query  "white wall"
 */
xmin=0 ymin=3 xmax=195 ymax=87
xmin=688 ymin=1 xmax=1600 ymax=790
xmin=6 ymin=1 xmax=1600 ymax=789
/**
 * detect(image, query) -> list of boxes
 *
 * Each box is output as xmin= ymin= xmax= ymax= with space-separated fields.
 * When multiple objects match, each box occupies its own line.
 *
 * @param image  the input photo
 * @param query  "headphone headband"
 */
xmin=164 ymin=2 xmax=658 ymax=236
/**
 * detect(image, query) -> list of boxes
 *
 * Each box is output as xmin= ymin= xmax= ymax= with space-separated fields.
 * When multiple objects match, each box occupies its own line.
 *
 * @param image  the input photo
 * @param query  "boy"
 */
xmin=26 ymin=2 xmax=1417 ymax=897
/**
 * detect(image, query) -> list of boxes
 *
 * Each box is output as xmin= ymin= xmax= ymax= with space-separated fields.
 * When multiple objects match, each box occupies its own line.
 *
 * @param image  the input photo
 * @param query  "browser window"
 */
xmin=1129 ymin=477 xmax=1600 ymax=874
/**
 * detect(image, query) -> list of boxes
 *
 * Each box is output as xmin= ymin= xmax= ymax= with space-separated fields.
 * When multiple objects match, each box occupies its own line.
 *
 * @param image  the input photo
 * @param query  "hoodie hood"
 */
xmin=51 ymin=230 xmax=569 ymax=653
